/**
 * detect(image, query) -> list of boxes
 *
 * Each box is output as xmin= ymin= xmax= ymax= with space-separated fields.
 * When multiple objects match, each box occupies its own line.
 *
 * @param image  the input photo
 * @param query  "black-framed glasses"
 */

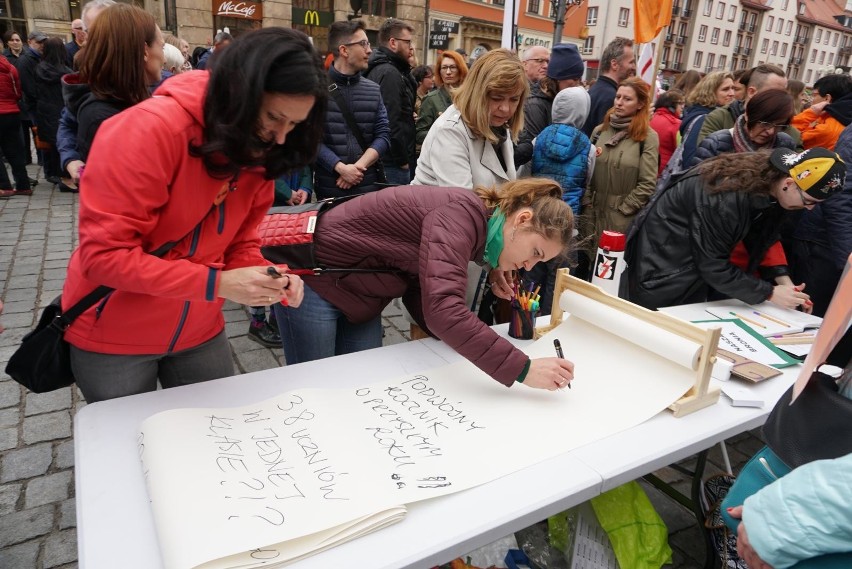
xmin=525 ymin=57 xmax=550 ymax=65
xmin=756 ymin=120 xmax=789 ymax=130
xmin=440 ymin=64 xmax=458 ymax=71
xmin=343 ymin=39 xmax=370 ymax=49
xmin=393 ymin=38 xmax=412 ymax=45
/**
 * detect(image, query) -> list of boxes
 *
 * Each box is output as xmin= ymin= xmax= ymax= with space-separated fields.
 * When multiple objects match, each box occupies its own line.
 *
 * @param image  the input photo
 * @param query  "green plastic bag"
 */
xmin=590 ymin=481 xmax=672 ymax=569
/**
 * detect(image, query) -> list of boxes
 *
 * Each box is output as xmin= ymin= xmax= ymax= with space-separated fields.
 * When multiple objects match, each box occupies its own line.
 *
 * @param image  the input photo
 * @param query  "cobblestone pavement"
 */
xmin=0 ymin=173 xmax=764 ymax=568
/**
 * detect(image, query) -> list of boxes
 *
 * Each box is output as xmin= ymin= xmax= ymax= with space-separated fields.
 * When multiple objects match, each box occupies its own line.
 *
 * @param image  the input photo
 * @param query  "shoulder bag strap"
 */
xmin=329 ymin=84 xmax=371 ymax=153
xmin=59 ymin=188 xmax=230 ymax=327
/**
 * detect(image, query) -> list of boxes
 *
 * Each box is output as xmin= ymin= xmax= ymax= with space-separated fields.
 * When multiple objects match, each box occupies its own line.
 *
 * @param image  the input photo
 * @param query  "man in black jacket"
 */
xmin=15 ymin=30 xmax=46 ymax=171
xmin=364 ymin=18 xmax=416 ymax=184
xmin=582 ymin=37 xmax=634 ymax=136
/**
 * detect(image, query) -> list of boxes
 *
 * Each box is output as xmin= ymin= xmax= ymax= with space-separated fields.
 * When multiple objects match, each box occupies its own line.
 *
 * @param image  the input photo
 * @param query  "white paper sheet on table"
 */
xmin=139 ymin=289 xmax=702 ymax=569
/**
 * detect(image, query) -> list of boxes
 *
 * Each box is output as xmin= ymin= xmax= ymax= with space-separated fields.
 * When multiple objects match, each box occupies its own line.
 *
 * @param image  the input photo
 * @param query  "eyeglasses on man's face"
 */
xmin=343 ymin=39 xmax=370 ymax=49
xmin=393 ymin=38 xmax=412 ymax=45
xmin=525 ymin=57 xmax=549 ymax=65
xmin=440 ymin=64 xmax=458 ymax=71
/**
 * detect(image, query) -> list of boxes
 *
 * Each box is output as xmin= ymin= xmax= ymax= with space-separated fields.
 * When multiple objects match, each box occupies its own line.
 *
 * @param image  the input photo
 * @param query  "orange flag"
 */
xmin=634 ymin=0 xmax=674 ymax=44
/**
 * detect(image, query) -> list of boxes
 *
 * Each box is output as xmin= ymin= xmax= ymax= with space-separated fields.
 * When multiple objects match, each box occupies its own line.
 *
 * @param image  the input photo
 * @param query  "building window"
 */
xmin=728 ymin=5 xmax=736 ymax=21
xmin=777 ymin=19 xmax=783 ymax=34
xmin=583 ymin=36 xmax=594 ymax=54
xmin=723 ymin=30 xmax=731 ymax=46
xmin=698 ymin=25 xmax=707 ymax=41
xmin=716 ymin=2 xmax=725 ymax=19
xmin=674 ymin=48 xmax=683 ymax=66
xmin=711 ymin=28 xmax=720 ymax=44
xmin=832 ymin=33 xmax=838 ymax=46
xmin=799 ymin=3 xmax=805 ymax=15
xmin=694 ymin=51 xmax=703 ymax=68
xmin=618 ymin=8 xmax=629 ymax=27
xmin=806 ymin=69 xmax=812 ymax=82
xmin=815 ymin=29 xmax=822 ymax=43
xmin=810 ymin=49 xmax=816 ymax=62
xmin=783 ymin=0 xmax=789 ymax=9
xmin=786 ymin=21 xmax=793 ymax=36
xmin=527 ymin=0 xmax=540 ymax=14
xmin=703 ymin=0 xmax=713 ymax=17
xmin=761 ymin=38 xmax=768 ymax=53
xmin=766 ymin=16 xmax=774 ymax=32
xmin=586 ymin=6 xmax=597 ymax=25
xmin=829 ymin=53 xmax=834 ymax=65
xmin=707 ymin=53 xmax=716 ymax=69
xmin=781 ymin=43 xmax=787 ymax=57
xmin=771 ymin=41 xmax=778 ymax=55
xmin=819 ymin=51 xmax=825 ymax=64
xmin=719 ymin=54 xmax=727 ymax=68
xmin=662 ymin=46 xmax=670 ymax=63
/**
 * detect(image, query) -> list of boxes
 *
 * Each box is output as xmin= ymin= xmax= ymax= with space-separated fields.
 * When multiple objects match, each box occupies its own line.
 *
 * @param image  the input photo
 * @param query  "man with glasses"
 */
xmin=65 ymin=19 xmax=86 ymax=67
xmin=521 ymin=46 xmax=550 ymax=85
xmin=315 ymin=20 xmax=390 ymax=200
xmin=365 ymin=18 xmax=416 ymax=184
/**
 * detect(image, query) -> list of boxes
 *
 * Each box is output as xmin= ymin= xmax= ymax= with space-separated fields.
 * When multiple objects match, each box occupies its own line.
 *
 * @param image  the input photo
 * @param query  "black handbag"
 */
xmin=4 ymin=219 xmax=209 ymax=393
xmin=5 ymin=288 xmax=110 ymax=393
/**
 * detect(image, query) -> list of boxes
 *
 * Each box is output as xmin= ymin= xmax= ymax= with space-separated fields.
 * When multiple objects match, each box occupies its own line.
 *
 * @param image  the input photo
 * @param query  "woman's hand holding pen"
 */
xmin=523 ymin=358 xmax=575 ymax=391
xmin=217 ymin=266 xmax=303 ymax=307
xmin=489 ymin=269 xmax=515 ymax=300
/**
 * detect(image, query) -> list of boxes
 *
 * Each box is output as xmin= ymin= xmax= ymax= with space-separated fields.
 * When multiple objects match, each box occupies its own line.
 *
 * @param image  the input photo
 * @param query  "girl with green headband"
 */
xmin=273 ymin=178 xmax=577 ymax=390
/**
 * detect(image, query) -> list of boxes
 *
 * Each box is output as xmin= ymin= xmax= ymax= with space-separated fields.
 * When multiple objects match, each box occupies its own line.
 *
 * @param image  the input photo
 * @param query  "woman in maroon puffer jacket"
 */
xmin=273 ymin=179 xmax=577 ymax=391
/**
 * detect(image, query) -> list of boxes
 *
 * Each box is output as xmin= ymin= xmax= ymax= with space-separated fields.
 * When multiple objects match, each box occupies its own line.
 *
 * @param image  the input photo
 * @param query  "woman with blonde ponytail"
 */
xmin=274 ymin=179 xmax=577 ymax=391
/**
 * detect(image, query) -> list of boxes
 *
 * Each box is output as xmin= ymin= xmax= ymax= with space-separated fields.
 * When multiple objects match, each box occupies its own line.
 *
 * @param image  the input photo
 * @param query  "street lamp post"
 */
xmin=551 ymin=0 xmax=583 ymax=46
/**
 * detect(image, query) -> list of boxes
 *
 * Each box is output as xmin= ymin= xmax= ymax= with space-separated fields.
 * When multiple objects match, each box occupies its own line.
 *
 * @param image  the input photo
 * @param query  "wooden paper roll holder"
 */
xmin=536 ymin=269 xmax=721 ymax=417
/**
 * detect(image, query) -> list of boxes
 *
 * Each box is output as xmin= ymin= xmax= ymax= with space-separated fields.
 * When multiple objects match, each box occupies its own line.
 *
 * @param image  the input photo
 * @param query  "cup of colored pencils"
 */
xmin=508 ymin=282 xmax=541 ymax=339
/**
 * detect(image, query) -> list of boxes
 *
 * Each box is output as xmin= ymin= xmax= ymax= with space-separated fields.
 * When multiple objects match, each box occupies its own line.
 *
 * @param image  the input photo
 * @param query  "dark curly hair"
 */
xmin=191 ymin=27 xmax=327 ymax=180
xmin=698 ymin=150 xmax=787 ymax=194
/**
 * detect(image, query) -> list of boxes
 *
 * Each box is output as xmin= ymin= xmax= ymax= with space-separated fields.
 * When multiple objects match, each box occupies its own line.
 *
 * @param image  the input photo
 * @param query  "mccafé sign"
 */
xmin=213 ymin=0 xmax=263 ymax=20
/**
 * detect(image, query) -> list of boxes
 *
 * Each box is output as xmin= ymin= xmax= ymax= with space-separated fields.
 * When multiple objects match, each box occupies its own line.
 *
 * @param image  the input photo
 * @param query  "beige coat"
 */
xmin=413 ymin=104 xmax=517 ymax=189
xmin=583 ymin=126 xmax=659 ymax=253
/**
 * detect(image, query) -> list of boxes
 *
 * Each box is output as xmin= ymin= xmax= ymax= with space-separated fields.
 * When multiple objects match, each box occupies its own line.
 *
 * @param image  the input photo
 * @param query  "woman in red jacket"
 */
xmin=649 ymin=89 xmax=684 ymax=176
xmin=0 ymin=54 xmax=32 ymax=197
xmin=273 ymin=179 xmax=577 ymax=391
xmin=61 ymin=28 xmax=325 ymax=402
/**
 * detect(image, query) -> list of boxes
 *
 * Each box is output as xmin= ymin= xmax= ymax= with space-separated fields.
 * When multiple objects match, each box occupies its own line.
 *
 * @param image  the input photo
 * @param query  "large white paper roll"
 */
xmin=559 ymin=290 xmax=702 ymax=370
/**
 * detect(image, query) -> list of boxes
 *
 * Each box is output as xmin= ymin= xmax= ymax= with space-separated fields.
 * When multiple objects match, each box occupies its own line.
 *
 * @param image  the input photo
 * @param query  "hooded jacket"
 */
xmin=625 ymin=169 xmax=778 ymax=310
xmin=364 ymin=47 xmax=415 ymax=168
xmin=34 ymin=61 xmax=71 ymax=144
xmin=306 ymin=185 xmax=529 ymax=386
xmin=61 ymin=73 xmax=130 ymax=162
xmin=62 ymin=71 xmax=272 ymax=355
xmin=650 ymin=106 xmax=681 ymax=175
xmin=790 ymin=91 xmax=852 ymax=151
xmin=13 ymin=46 xmax=40 ymax=118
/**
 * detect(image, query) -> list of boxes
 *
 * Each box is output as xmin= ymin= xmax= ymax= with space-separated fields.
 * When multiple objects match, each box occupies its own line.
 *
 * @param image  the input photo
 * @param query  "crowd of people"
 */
xmin=1 ymin=9 xmax=851 ymax=566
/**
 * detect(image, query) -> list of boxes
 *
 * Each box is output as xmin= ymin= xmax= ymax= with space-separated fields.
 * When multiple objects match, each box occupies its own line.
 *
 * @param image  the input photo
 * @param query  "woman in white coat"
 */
xmin=413 ymin=48 xmax=528 ymax=189
xmin=413 ymin=48 xmax=529 ymax=323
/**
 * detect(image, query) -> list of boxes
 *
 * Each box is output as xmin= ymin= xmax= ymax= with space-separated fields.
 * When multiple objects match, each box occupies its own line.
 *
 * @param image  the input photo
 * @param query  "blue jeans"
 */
xmin=273 ymin=284 xmax=382 ymax=364
xmin=382 ymin=165 xmax=411 ymax=186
